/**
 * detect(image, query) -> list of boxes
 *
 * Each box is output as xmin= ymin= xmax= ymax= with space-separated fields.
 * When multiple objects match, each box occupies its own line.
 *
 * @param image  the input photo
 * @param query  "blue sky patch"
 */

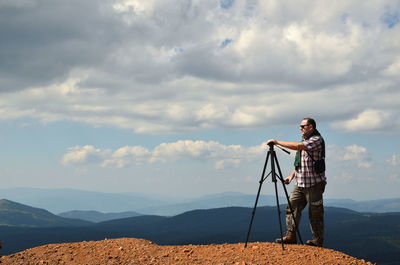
xmin=382 ymin=11 xmax=400 ymax=28
xmin=220 ymin=0 xmax=234 ymax=9
xmin=220 ymin=39 xmax=232 ymax=49
xmin=174 ymin=47 xmax=184 ymax=53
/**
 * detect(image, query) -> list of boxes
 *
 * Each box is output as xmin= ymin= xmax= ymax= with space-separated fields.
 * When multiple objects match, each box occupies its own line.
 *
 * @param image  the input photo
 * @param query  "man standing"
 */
xmin=267 ymin=117 xmax=326 ymax=247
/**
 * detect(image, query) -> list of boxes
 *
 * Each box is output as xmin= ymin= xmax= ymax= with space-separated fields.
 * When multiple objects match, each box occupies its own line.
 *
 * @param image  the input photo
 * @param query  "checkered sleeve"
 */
xmin=304 ymin=136 xmax=323 ymax=158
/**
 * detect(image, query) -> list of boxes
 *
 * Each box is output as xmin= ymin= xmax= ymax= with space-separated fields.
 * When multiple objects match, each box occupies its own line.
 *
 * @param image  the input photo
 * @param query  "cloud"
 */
xmin=61 ymin=145 xmax=112 ymax=165
xmin=386 ymin=154 xmax=400 ymax=166
xmin=61 ymin=141 xmax=375 ymax=173
xmin=328 ymin=144 xmax=372 ymax=168
xmin=1 ymin=0 xmax=400 ymax=134
xmin=102 ymin=146 xmax=152 ymax=168
xmin=342 ymin=145 xmax=372 ymax=168
xmin=388 ymin=174 xmax=400 ymax=183
xmin=333 ymin=109 xmax=395 ymax=133
xmin=62 ymin=140 xmax=266 ymax=169
xmin=383 ymin=57 xmax=400 ymax=76
xmin=332 ymin=171 xmax=355 ymax=184
xmin=214 ymin=159 xmax=242 ymax=170
xmin=0 ymin=0 xmax=123 ymax=92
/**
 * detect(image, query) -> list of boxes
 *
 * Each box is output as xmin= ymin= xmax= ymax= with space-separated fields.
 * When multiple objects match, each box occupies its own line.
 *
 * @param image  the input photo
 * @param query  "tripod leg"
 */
xmin=273 ymin=155 xmax=304 ymax=244
xmin=273 ymin=176 xmax=285 ymax=250
xmin=245 ymin=151 xmax=270 ymax=248
xmin=271 ymin=151 xmax=285 ymax=250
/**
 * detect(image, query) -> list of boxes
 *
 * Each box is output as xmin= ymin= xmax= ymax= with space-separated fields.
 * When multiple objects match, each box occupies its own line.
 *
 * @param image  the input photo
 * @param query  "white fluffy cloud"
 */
xmin=1 ymin=0 xmax=399 ymax=134
xmin=61 ymin=145 xmax=112 ymax=165
xmin=386 ymin=154 xmax=400 ymax=166
xmin=62 ymin=140 xmax=266 ymax=169
xmin=334 ymin=109 xmax=396 ymax=133
xmin=63 ymin=141 xmax=376 ymax=172
xmin=328 ymin=144 xmax=372 ymax=168
xmin=102 ymin=146 xmax=152 ymax=168
xmin=342 ymin=145 xmax=372 ymax=168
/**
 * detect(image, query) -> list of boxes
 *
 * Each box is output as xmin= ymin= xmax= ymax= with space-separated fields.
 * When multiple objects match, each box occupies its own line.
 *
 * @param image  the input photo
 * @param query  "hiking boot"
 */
xmin=275 ymin=231 xmax=297 ymax=244
xmin=306 ymin=238 xmax=323 ymax=247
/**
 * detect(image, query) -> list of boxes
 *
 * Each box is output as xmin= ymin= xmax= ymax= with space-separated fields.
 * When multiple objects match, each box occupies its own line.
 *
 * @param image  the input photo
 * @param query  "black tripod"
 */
xmin=244 ymin=143 xmax=303 ymax=250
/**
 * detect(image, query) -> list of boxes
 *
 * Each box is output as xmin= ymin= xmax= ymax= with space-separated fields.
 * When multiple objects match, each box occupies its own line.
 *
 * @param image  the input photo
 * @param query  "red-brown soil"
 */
xmin=0 ymin=238 xmax=375 ymax=265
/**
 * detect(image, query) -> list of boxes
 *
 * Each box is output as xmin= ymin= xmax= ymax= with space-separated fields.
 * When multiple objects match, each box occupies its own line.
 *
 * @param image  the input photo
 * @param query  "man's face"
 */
xmin=300 ymin=119 xmax=313 ymax=138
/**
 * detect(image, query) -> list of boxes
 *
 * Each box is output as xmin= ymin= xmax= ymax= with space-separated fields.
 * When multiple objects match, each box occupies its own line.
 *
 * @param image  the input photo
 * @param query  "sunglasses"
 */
xmin=300 ymin=125 xmax=309 ymax=129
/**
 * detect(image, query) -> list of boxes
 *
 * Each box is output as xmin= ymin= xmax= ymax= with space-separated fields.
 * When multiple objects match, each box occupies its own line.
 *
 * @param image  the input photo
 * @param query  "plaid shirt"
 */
xmin=295 ymin=135 xmax=326 ymax=188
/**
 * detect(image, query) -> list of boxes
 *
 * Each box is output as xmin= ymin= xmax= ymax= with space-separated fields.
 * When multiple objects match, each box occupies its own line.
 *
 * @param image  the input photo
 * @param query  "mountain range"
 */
xmin=58 ymin=210 xmax=141 ymax=223
xmin=1 ymin=188 xmax=399 ymax=216
xmin=0 ymin=198 xmax=399 ymax=265
xmin=0 ymin=199 xmax=91 ymax=227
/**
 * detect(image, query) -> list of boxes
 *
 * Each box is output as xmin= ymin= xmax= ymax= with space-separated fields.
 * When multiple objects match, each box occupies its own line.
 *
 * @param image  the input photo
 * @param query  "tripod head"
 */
xmin=267 ymin=142 xmax=290 ymax=155
xmin=268 ymin=142 xmax=275 ymax=150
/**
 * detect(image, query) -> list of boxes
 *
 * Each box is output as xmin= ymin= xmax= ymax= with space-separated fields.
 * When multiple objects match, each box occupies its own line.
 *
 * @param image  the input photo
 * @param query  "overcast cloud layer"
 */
xmin=1 ymin=0 xmax=399 ymax=134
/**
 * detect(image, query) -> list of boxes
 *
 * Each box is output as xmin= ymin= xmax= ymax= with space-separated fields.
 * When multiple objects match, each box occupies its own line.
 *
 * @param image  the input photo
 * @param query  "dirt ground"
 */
xmin=0 ymin=238 xmax=375 ymax=265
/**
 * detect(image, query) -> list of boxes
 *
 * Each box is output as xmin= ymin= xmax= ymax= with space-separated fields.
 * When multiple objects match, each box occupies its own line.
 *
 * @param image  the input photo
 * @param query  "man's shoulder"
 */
xmin=304 ymin=135 xmax=322 ymax=143
xmin=309 ymin=135 xmax=323 ymax=141
xmin=303 ymin=135 xmax=323 ymax=150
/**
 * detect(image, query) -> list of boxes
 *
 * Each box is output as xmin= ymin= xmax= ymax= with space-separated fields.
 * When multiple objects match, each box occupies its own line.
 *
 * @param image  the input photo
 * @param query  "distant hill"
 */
xmin=0 ymin=199 xmax=92 ymax=227
xmin=0 ymin=188 xmax=399 ymax=216
xmin=0 ymin=188 xmax=166 ymax=214
xmin=58 ymin=210 xmax=142 ymax=223
xmin=137 ymin=192 xmax=283 ymax=216
xmin=139 ymin=195 xmax=400 ymax=215
xmin=325 ymin=198 xmax=400 ymax=213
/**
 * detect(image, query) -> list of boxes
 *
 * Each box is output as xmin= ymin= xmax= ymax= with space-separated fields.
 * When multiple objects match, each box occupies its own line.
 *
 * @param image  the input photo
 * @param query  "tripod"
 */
xmin=244 ymin=143 xmax=303 ymax=250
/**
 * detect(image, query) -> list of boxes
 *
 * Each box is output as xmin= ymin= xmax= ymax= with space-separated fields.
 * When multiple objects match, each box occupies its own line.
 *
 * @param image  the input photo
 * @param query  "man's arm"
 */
xmin=266 ymin=139 xmax=307 ymax=151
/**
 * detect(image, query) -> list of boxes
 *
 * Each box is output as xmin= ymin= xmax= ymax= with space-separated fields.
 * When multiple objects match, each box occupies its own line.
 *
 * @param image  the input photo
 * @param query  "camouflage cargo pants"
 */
xmin=286 ymin=181 xmax=326 ymax=244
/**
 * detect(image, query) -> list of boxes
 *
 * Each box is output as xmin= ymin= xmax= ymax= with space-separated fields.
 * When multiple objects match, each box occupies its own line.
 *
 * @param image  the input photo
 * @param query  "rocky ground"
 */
xmin=0 ymin=238 xmax=375 ymax=265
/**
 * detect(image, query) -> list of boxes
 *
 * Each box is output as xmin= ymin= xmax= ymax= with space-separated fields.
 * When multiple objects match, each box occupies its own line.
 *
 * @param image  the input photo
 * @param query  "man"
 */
xmin=267 ymin=117 xmax=326 ymax=247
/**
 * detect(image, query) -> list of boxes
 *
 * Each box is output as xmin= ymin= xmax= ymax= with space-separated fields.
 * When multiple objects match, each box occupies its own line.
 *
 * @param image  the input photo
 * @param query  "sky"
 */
xmin=0 ymin=0 xmax=399 ymax=201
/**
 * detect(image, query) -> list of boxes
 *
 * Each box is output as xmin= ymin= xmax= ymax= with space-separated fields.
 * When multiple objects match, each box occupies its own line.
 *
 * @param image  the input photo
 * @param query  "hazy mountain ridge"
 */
xmin=1 ymin=188 xmax=399 ymax=216
xmin=325 ymin=198 xmax=400 ymax=213
xmin=58 ymin=210 xmax=142 ymax=223
xmin=137 ymin=193 xmax=282 ymax=216
xmin=0 ymin=199 xmax=91 ymax=227
xmin=0 ymin=188 xmax=167 ymax=214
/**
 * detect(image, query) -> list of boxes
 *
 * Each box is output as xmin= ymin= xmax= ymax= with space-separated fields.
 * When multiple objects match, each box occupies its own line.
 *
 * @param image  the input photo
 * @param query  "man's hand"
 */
xmin=266 ymin=139 xmax=277 ymax=145
xmin=285 ymin=170 xmax=296 ymax=185
xmin=284 ymin=177 xmax=291 ymax=184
